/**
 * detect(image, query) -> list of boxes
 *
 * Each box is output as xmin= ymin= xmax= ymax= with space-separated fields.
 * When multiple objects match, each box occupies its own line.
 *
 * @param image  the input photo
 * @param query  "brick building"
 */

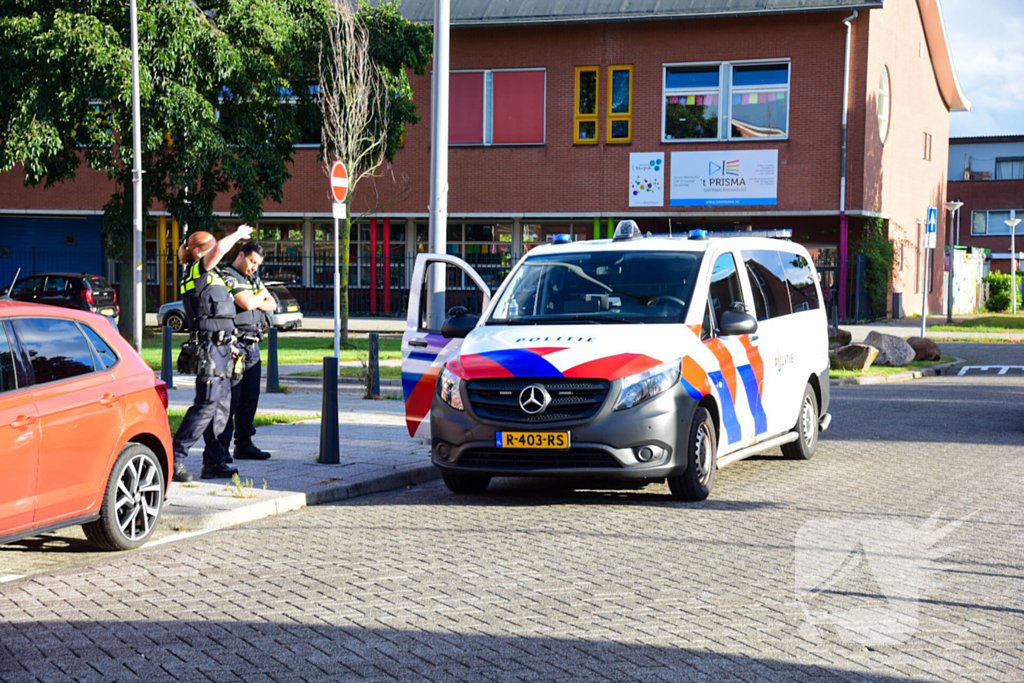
xmin=947 ymin=135 xmax=1024 ymax=275
xmin=0 ymin=0 xmax=970 ymax=318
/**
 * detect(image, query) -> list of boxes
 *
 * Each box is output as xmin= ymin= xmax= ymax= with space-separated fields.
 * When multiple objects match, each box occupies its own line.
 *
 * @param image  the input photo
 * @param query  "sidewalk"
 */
xmin=841 ymin=318 xmax=1024 ymax=342
xmin=162 ymin=386 xmax=434 ymax=532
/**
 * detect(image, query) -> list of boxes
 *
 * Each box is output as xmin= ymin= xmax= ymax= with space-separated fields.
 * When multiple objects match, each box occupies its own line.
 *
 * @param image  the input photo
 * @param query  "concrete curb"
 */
xmin=829 ymin=357 xmax=964 ymax=386
xmin=159 ymin=464 xmax=440 ymax=533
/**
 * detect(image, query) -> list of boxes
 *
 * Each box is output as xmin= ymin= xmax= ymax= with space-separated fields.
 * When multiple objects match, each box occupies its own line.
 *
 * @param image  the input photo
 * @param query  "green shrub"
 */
xmin=857 ymin=219 xmax=896 ymax=320
xmin=983 ymin=271 xmax=1023 ymax=312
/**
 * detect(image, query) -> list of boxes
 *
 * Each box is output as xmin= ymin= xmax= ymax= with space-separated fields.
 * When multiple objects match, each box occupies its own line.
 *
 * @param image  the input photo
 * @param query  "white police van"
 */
xmin=401 ymin=221 xmax=831 ymax=500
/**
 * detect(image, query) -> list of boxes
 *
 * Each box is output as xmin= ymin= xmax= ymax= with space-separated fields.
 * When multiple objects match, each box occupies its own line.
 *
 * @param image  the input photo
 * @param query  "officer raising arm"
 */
xmin=171 ymin=224 xmax=253 ymax=483
xmin=213 ymin=242 xmax=277 ymax=462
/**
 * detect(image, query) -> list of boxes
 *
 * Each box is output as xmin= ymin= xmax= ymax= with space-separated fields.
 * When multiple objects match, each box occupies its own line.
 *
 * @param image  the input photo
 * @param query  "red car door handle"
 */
xmin=99 ymin=393 xmax=119 ymax=407
xmin=10 ymin=415 xmax=36 ymax=429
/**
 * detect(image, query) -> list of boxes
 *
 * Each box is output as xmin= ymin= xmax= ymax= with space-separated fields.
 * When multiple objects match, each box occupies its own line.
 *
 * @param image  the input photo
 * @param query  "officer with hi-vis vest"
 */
xmin=210 ymin=241 xmax=278 ymax=461
xmin=171 ymin=225 xmax=253 ymax=483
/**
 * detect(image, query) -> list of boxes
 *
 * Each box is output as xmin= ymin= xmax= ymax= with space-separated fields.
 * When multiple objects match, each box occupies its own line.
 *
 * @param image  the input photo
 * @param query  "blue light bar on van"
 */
xmin=551 ymin=234 xmax=573 ymax=244
xmin=704 ymin=229 xmax=793 ymax=240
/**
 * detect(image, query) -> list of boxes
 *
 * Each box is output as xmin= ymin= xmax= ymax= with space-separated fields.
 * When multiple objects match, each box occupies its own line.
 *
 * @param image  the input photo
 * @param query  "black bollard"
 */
xmin=267 ymin=326 xmax=279 ymax=393
xmin=161 ymin=326 xmax=173 ymax=389
xmin=319 ymin=356 xmax=340 ymax=464
xmin=368 ymin=332 xmax=380 ymax=399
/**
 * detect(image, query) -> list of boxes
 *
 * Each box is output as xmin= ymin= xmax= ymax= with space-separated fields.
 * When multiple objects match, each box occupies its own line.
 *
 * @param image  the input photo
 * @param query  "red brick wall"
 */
xmin=857 ymin=0 xmax=952 ymax=314
xmin=949 ymin=179 xmax=1024 ymax=273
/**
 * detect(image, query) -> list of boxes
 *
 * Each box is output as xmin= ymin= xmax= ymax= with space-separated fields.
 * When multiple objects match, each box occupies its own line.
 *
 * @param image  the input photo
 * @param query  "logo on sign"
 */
xmin=709 ymin=159 xmax=741 ymax=177
xmin=703 ymin=159 xmax=746 ymax=188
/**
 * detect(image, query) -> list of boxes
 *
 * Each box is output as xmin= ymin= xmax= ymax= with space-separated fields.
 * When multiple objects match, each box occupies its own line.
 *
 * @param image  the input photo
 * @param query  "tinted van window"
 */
xmin=780 ymin=252 xmax=820 ymax=312
xmin=709 ymin=253 xmax=745 ymax=320
xmin=81 ymin=324 xmax=119 ymax=370
xmin=0 ymin=324 xmax=17 ymax=393
xmin=13 ymin=318 xmax=96 ymax=384
xmin=742 ymin=250 xmax=792 ymax=320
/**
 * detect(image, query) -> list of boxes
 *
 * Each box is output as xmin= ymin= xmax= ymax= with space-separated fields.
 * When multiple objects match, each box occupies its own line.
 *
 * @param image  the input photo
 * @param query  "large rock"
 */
xmin=864 ymin=331 xmax=916 ymax=367
xmin=829 ymin=344 xmax=879 ymax=372
xmin=828 ymin=328 xmax=853 ymax=350
xmin=906 ymin=336 xmax=941 ymax=362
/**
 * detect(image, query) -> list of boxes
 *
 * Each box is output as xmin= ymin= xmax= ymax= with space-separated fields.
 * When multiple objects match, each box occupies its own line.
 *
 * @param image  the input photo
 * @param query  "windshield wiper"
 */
xmin=490 ymin=316 xmax=601 ymax=325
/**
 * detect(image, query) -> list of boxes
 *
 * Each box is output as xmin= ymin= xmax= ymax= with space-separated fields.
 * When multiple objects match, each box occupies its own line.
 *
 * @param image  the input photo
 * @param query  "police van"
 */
xmin=401 ymin=221 xmax=831 ymax=500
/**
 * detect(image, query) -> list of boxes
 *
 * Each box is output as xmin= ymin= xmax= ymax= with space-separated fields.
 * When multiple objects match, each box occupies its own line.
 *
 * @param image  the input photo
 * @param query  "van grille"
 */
xmin=457 ymin=448 xmax=621 ymax=470
xmin=466 ymin=378 xmax=611 ymax=424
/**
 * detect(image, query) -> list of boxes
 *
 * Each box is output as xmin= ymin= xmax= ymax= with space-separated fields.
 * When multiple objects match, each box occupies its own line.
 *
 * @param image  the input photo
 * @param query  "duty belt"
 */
xmin=239 ymin=332 xmax=262 ymax=345
xmin=197 ymin=330 xmax=232 ymax=344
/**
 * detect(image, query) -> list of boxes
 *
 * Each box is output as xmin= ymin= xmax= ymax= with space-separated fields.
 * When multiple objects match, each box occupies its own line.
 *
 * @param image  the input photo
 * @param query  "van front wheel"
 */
xmin=781 ymin=385 xmax=819 ymax=460
xmin=668 ymin=407 xmax=717 ymax=501
xmin=441 ymin=470 xmax=491 ymax=494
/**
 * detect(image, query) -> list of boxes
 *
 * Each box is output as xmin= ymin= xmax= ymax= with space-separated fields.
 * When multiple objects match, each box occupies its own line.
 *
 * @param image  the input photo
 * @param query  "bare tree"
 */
xmin=319 ymin=0 xmax=391 ymax=342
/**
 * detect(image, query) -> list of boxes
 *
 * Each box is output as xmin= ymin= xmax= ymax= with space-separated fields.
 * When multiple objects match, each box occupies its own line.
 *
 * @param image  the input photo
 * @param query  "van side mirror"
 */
xmin=717 ymin=309 xmax=758 ymax=336
xmin=441 ymin=309 xmax=479 ymax=339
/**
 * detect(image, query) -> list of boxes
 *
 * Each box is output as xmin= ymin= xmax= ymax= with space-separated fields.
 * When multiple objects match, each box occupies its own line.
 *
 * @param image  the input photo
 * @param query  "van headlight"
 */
xmin=614 ymin=358 xmax=682 ymax=411
xmin=437 ymin=366 xmax=464 ymax=411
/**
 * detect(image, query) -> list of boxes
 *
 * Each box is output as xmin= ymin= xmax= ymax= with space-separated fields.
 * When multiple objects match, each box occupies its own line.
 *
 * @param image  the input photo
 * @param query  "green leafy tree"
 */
xmin=982 ymin=271 xmax=1023 ymax=312
xmin=319 ymin=0 xmax=431 ymax=340
xmin=857 ymin=218 xmax=896 ymax=320
xmin=0 ymin=0 xmax=329 ymax=337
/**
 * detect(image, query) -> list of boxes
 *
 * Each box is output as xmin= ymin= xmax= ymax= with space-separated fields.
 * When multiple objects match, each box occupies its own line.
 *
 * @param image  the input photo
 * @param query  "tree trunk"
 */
xmin=341 ymin=194 xmax=351 ymax=343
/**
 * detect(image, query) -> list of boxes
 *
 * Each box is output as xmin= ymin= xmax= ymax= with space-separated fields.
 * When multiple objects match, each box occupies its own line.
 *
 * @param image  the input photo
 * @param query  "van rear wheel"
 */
xmin=668 ymin=407 xmax=717 ymax=501
xmin=781 ymin=384 xmax=819 ymax=460
xmin=441 ymin=470 xmax=491 ymax=494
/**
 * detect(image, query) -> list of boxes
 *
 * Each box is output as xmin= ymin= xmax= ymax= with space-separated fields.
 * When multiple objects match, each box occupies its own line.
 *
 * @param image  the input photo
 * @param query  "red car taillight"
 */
xmin=155 ymin=379 xmax=169 ymax=409
xmin=81 ymin=289 xmax=95 ymax=305
xmin=112 ymin=289 xmax=117 ymax=303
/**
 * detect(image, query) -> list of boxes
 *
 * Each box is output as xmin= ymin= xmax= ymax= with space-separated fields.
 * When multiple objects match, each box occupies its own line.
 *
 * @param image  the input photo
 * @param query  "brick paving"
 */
xmin=1 ymin=348 xmax=1022 ymax=681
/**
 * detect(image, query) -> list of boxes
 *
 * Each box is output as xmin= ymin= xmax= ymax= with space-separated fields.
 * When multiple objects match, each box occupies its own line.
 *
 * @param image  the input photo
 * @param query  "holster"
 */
xmin=177 ymin=338 xmax=199 ymax=375
xmin=195 ymin=343 xmax=219 ymax=379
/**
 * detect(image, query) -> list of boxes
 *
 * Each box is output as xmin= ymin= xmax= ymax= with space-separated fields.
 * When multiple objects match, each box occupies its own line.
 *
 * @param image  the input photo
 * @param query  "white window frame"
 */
xmin=661 ymin=59 xmax=791 ymax=144
xmin=971 ymin=209 xmax=1024 ymax=236
xmin=450 ymin=68 xmax=547 ymax=147
xmin=877 ymin=65 xmax=891 ymax=144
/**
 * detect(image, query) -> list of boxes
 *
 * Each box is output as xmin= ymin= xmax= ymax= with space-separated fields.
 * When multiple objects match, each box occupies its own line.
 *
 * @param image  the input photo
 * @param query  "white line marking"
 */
xmin=957 ymin=365 xmax=1024 ymax=376
xmin=0 ymin=575 xmax=25 ymax=584
xmin=144 ymin=528 xmax=218 ymax=548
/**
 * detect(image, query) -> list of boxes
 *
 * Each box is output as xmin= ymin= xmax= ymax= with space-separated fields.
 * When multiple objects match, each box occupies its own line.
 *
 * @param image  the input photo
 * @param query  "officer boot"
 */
xmin=234 ymin=440 xmax=272 ymax=460
xmin=173 ymin=461 xmax=193 ymax=483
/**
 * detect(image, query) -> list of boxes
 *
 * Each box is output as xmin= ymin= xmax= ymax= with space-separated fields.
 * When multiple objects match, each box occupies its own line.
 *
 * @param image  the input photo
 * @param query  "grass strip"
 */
xmin=929 ymin=315 xmax=1024 ymax=332
xmin=167 ymin=408 xmax=314 ymax=434
xmin=829 ymin=356 xmax=956 ymax=379
xmin=286 ymin=366 xmax=403 ymax=379
xmin=142 ymin=334 xmax=402 ymax=371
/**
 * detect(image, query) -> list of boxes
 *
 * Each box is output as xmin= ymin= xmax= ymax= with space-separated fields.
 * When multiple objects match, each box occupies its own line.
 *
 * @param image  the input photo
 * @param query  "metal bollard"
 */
xmin=319 ymin=356 xmax=340 ymax=464
xmin=161 ymin=325 xmax=174 ymax=389
xmin=368 ymin=332 xmax=380 ymax=398
xmin=267 ymin=326 xmax=279 ymax=393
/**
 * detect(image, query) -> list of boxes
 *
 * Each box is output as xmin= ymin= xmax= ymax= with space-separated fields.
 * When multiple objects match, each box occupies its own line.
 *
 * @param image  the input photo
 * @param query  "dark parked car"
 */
xmin=156 ymin=281 xmax=302 ymax=332
xmin=2 ymin=273 xmax=120 ymax=322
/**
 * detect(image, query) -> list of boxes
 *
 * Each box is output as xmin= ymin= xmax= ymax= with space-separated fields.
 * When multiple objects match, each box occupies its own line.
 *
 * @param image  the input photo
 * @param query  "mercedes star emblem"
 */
xmin=518 ymin=385 xmax=550 ymax=415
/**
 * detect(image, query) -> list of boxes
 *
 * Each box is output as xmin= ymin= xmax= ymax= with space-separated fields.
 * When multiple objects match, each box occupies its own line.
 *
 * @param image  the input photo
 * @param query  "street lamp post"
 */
xmin=944 ymin=200 xmax=963 ymax=323
xmin=129 ymin=0 xmax=143 ymax=352
xmin=1007 ymin=211 xmax=1021 ymax=316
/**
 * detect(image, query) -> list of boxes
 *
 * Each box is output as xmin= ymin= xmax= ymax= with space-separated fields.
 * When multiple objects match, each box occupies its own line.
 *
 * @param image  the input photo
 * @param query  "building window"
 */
xmin=972 ymin=210 xmax=1024 ymax=236
xmin=574 ymin=67 xmax=599 ymax=144
xmin=730 ymin=63 xmax=790 ymax=138
xmin=254 ymin=223 xmax=304 ymax=285
xmin=995 ymin=157 xmax=1024 ymax=180
xmin=922 ymin=132 xmax=932 ymax=161
xmin=877 ymin=66 xmax=890 ymax=144
xmin=663 ymin=61 xmax=789 ymax=142
xmin=607 ymin=65 xmax=633 ymax=144
xmin=450 ymin=69 xmax=546 ymax=146
xmin=663 ymin=65 xmax=720 ymax=140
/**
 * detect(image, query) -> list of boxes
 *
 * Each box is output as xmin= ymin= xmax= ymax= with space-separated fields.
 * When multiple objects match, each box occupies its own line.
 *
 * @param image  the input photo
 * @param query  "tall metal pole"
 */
xmin=944 ymin=201 xmax=962 ymax=323
xmin=1008 ymin=211 xmax=1020 ymax=316
xmin=130 ymin=0 xmax=144 ymax=352
xmin=427 ymin=0 xmax=450 ymax=329
xmin=334 ymin=213 xmax=340 ymax=360
xmin=920 ymin=247 xmax=930 ymax=338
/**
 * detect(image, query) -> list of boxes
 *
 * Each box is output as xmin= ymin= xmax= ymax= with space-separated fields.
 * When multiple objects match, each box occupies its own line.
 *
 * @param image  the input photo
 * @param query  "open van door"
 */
xmin=403 ymin=253 xmax=491 ymax=439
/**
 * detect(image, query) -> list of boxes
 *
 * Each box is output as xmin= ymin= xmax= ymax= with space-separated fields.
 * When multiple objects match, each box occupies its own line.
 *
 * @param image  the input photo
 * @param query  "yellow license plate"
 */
xmin=496 ymin=431 xmax=570 ymax=449
xmin=287 ymin=305 xmax=298 ymax=312
xmin=101 ymin=309 xmax=115 ymax=316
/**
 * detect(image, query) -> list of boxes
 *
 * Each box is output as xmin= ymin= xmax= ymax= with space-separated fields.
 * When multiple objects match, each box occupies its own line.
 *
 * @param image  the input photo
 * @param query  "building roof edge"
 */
xmin=920 ymin=0 xmax=971 ymax=112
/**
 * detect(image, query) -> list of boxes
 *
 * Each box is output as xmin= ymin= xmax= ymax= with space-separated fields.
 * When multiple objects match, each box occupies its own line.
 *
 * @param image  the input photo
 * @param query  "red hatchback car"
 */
xmin=0 ymin=301 xmax=172 ymax=550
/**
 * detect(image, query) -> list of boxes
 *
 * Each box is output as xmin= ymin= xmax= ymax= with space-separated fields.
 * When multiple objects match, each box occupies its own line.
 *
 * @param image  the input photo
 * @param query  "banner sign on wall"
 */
xmin=669 ymin=150 xmax=778 ymax=206
xmin=628 ymin=153 xmax=665 ymax=207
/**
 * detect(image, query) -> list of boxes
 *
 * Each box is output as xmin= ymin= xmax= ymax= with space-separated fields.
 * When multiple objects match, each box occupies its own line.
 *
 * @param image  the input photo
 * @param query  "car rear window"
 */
xmin=0 ymin=323 xmax=17 ymax=394
xmin=88 ymin=277 xmax=113 ymax=290
xmin=12 ymin=318 xmax=96 ymax=385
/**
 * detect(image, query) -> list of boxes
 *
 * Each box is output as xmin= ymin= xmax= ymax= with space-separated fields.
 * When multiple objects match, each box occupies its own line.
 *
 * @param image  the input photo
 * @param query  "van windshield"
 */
xmin=488 ymin=250 xmax=702 ymax=325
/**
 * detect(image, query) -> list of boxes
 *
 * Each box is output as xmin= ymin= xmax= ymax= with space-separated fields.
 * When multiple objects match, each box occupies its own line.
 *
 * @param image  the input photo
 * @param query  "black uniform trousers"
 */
xmin=172 ymin=341 xmax=233 ymax=466
xmin=207 ymin=340 xmax=262 ymax=458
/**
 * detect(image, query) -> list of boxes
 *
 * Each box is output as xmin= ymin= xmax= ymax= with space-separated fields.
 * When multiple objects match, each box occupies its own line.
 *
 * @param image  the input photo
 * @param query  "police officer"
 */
xmin=211 ymin=241 xmax=277 ymax=461
xmin=171 ymin=225 xmax=253 ymax=482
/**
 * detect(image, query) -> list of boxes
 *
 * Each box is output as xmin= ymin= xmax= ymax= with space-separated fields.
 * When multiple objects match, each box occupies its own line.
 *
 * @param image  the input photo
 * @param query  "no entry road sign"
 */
xmin=330 ymin=161 xmax=349 ymax=204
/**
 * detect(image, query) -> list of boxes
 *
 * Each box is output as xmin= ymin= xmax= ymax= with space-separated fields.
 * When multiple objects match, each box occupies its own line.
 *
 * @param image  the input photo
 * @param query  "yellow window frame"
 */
xmin=574 ymin=66 xmax=600 ymax=145
xmin=607 ymin=65 xmax=634 ymax=144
